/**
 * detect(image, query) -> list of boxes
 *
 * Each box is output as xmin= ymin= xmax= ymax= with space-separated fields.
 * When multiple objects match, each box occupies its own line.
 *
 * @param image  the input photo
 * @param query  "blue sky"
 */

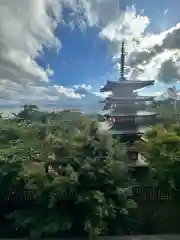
xmin=39 ymin=0 xmax=180 ymax=88
xmin=0 ymin=0 xmax=180 ymax=115
xmin=41 ymin=26 xmax=112 ymax=88
xmin=39 ymin=0 xmax=180 ymax=93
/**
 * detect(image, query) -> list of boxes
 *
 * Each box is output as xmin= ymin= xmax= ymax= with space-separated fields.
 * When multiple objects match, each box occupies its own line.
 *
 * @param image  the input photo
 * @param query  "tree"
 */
xmin=0 ymin=111 xmax=135 ymax=239
xmin=141 ymin=124 xmax=180 ymax=189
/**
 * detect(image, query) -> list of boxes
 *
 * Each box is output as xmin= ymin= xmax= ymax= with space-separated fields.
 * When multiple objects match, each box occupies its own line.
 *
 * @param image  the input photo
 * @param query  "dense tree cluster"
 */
xmin=0 ymin=105 xmax=136 ymax=239
xmin=1 ymin=103 xmax=180 ymax=238
xmin=140 ymin=123 xmax=180 ymax=189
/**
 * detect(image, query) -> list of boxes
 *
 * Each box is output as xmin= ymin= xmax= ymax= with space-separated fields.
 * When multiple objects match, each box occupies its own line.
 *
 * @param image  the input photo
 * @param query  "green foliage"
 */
xmin=0 ymin=105 xmax=133 ymax=239
xmin=3 ymin=101 xmax=180 ymax=237
xmin=142 ymin=123 xmax=180 ymax=188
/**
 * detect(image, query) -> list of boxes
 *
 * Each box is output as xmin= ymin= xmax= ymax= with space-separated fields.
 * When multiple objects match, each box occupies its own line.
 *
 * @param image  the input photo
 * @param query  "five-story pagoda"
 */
xmin=99 ymin=42 xmax=157 ymax=175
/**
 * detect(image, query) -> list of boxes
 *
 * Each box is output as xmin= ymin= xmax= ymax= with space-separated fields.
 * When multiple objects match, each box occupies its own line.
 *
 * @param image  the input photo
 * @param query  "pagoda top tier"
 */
xmin=100 ymin=79 xmax=155 ymax=92
xmin=101 ymin=41 xmax=155 ymax=92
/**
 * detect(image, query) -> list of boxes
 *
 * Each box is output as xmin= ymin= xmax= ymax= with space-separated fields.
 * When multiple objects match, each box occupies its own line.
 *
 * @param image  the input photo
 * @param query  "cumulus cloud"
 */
xmin=132 ymin=23 xmax=180 ymax=65
xmin=65 ymin=0 xmax=121 ymax=28
xmin=55 ymin=85 xmax=83 ymax=99
xmin=99 ymin=6 xmax=180 ymax=83
xmin=0 ymin=0 xmax=122 ymax=115
xmin=2 ymin=86 xmax=103 ymax=117
xmin=100 ymin=6 xmax=150 ymax=58
xmin=1 ymin=0 xmax=179 ymax=115
xmin=0 ymin=82 xmax=104 ymax=117
xmin=0 ymin=0 xmax=63 ymax=114
xmin=0 ymin=82 xmax=82 ymax=105
xmin=0 ymin=0 xmax=62 ymax=85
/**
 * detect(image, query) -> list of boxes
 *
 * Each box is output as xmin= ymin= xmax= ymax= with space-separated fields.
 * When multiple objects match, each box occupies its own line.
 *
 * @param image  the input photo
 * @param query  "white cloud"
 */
xmin=74 ymin=84 xmax=92 ymax=91
xmin=54 ymin=85 xmax=83 ymax=99
xmin=0 ymin=0 xmax=123 ymax=114
xmin=92 ymin=91 xmax=110 ymax=98
xmin=65 ymin=0 xmax=121 ymax=28
xmin=138 ymin=90 xmax=163 ymax=97
xmin=99 ymin=6 xmax=180 ymax=83
xmin=0 ymin=0 xmax=62 ymax=86
xmin=0 ymin=81 xmax=103 ymax=116
xmin=100 ymin=6 xmax=150 ymax=58
xmin=1 ymin=0 xmax=179 ymax=115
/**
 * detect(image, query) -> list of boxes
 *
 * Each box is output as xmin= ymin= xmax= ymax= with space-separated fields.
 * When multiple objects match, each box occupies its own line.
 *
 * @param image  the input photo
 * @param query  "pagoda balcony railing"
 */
xmin=102 ymin=104 xmax=156 ymax=111
xmin=108 ymin=116 xmax=156 ymax=125
xmin=101 ymin=96 xmax=155 ymax=104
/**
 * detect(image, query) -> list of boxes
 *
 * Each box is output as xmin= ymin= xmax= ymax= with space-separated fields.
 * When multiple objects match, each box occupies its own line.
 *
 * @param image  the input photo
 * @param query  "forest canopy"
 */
xmin=0 ymin=105 xmax=135 ymax=238
xmin=1 ymin=103 xmax=180 ymax=238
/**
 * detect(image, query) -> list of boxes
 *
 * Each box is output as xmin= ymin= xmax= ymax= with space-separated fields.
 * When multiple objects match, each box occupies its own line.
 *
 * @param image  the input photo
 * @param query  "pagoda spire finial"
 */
xmin=120 ymin=41 xmax=125 ymax=80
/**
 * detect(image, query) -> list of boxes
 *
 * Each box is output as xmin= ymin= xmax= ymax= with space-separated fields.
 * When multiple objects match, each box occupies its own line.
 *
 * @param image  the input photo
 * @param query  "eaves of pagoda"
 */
xmin=99 ymin=122 xmax=151 ymax=134
xmin=108 ymin=128 xmax=148 ymax=135
xmin=99 ymin=109 xmax=156 ymax=117
xmin=100 ymin=80 xmax=155 ymax=92
xmin=101 ymin=96 xmax=155 ymax=103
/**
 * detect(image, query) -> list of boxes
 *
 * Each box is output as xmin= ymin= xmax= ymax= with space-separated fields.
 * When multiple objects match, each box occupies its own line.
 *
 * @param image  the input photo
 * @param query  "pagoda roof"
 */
xmin=101 ymin=96 xmax=155 ymax=103
xmin=108 ymin=128 xmax=147 ymax=135
xmin=100 ymin=80 xmax=155 ymax=92
xmin=99 ymin=110 xmax=156 ymax=117
xmin=99 ymin=122 xmax=150 ymax=134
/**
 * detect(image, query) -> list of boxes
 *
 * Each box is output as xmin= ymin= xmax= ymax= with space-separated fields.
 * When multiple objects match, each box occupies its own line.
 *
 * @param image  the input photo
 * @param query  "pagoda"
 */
xmin=99 ymin=42 xmax=157 ymax=176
